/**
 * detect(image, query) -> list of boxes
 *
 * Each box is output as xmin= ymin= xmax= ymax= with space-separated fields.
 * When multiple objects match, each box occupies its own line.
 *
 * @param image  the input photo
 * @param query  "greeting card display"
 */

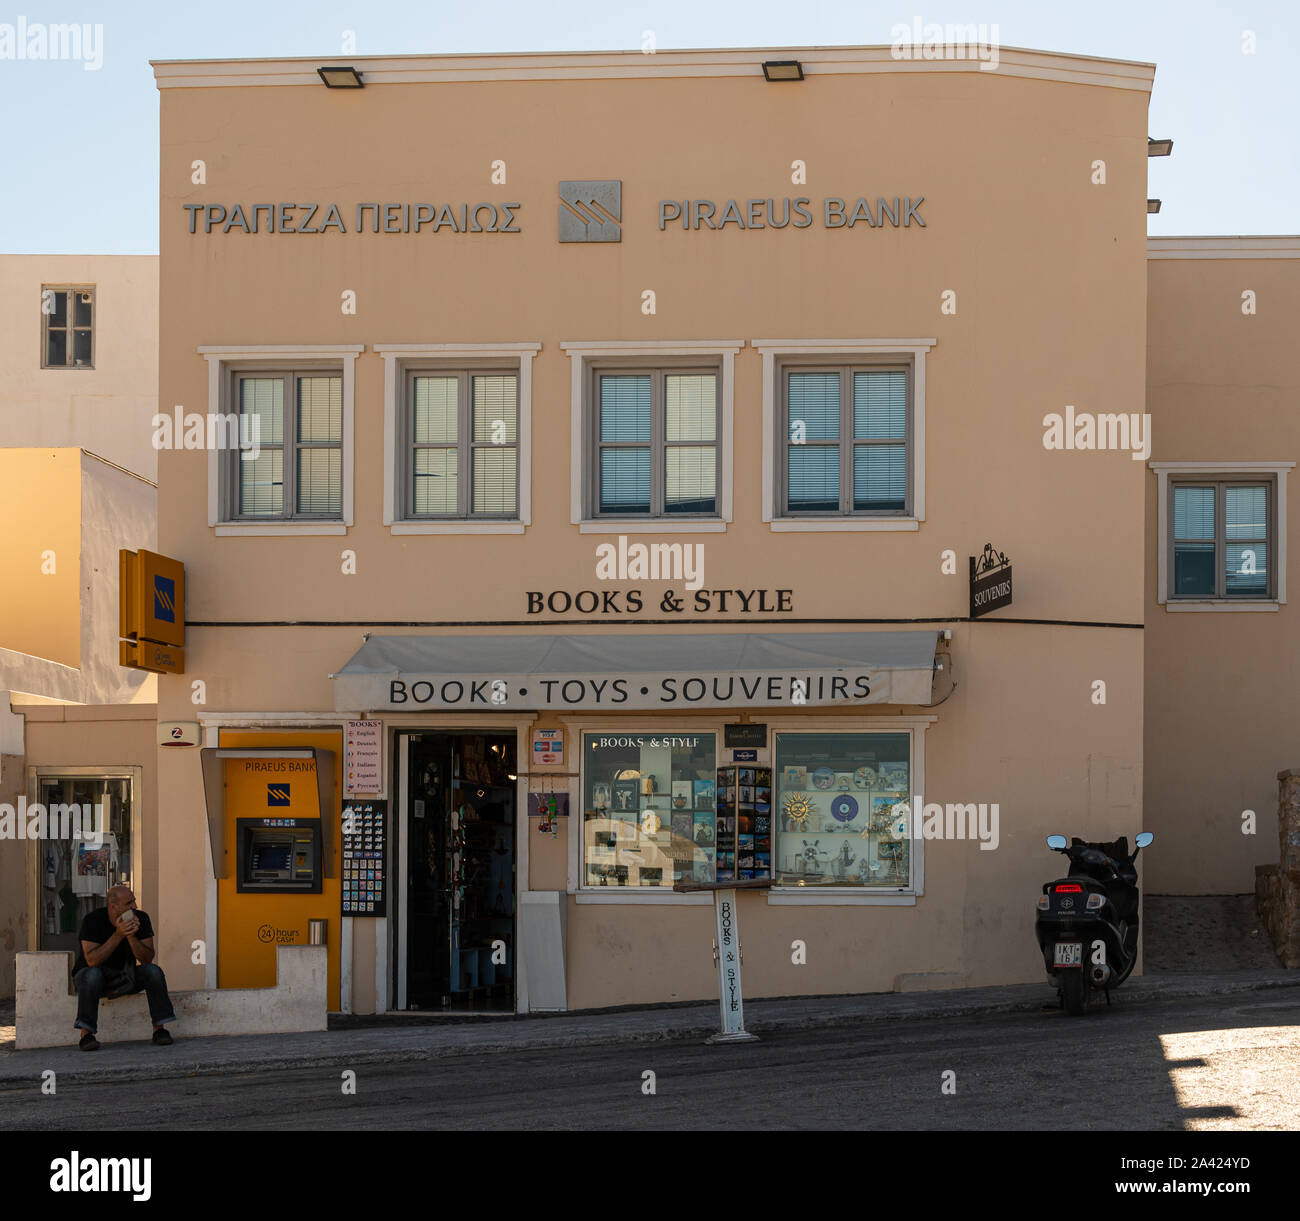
xmin=715 ymin=765 xmax=772 ymax=881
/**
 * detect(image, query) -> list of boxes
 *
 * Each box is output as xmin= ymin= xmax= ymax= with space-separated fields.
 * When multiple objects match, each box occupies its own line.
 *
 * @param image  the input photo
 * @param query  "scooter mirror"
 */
xmin=1135 ymin=831 xmax=1154 ymax=848
xmin=1046 ymin=834 xmax=1067 ymax=850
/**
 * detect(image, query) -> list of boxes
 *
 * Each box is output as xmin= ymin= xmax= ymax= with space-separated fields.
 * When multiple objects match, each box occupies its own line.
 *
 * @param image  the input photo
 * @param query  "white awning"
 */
xmin=331 ymin=630 xmax=940 ymax=712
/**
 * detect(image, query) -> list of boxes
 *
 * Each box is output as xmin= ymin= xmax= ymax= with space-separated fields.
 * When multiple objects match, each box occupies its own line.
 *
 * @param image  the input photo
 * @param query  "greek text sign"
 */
xmin=182 ymin=201 xmax=521 ymax=235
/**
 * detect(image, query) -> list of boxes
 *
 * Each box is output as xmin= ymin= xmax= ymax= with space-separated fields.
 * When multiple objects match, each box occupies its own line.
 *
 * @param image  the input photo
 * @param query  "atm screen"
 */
xmin=251 ymin=842 xmax=291 ymax=873
xmin=237 ymin=820 xmax=323 ymax=893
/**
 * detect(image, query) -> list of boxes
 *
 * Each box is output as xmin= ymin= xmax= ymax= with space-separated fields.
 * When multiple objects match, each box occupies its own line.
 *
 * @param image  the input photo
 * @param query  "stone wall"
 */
xmin=1256 ymin=770 xmax=1300 ymax=967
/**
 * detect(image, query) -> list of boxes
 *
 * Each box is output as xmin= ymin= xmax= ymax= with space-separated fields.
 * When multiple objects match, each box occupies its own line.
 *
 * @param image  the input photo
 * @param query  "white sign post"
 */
xmin=675 ymin=878 xmax=773 ymax=1043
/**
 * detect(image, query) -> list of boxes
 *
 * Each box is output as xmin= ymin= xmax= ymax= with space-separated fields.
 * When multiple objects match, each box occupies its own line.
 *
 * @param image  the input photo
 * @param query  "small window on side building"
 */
xmin=1171 ymin=479 xmax=1272 ymax=599
xmin=42 ymin=285 xmax=95 ymax=369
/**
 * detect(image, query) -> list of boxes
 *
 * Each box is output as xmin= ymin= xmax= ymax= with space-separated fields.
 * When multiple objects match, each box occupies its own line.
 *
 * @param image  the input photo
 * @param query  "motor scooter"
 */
xmin=1035 ymin=831 xmax=1153 ymax=1015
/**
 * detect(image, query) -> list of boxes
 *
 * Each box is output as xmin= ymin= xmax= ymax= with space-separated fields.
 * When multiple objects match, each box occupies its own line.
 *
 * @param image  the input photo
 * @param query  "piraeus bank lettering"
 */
xmin=659 ymin=197 xmax=925 ymax=230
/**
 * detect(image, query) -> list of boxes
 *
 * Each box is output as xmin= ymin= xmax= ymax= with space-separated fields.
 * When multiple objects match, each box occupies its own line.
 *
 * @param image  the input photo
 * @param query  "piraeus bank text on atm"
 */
xmin=181 ymin=196 xmax=925 ymax=235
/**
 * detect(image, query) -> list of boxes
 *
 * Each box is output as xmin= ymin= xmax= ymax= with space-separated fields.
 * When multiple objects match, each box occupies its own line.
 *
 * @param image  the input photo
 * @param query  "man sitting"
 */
xmin=73 ymin=884 xmax=177 ymax=1051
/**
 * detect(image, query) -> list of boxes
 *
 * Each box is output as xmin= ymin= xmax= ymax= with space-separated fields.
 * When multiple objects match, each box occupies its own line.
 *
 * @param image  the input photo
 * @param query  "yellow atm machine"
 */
xmin=201 ymin=731 xmax=342 ymax=1008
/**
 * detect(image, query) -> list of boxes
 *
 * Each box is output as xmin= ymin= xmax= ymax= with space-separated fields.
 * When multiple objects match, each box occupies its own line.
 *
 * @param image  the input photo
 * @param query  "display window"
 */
xmin=34 ymin=774 xmax=136 ymax=952
xmin=773 ymin=731 xmax=912 ymax=887
xmin=582 ymin=732 xmax=717 ymax=887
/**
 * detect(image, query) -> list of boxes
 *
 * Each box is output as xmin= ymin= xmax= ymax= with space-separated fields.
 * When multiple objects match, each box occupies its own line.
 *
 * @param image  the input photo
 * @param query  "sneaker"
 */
xmin=79 ymin=1032 xmax=100 ymax=1052
xmin=151 ymin=1027 xmax=173 ymax=1046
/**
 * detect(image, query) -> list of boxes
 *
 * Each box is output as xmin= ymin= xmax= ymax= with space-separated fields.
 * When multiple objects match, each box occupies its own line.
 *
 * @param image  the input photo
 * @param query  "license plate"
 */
xmin=1053 ymin=942 xmax=1082 ymax=967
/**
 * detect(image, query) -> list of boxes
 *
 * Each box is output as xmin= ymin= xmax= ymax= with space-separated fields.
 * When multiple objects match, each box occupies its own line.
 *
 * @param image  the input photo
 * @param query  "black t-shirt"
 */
xmin=73 ymin=908 xmax=155 ymax=973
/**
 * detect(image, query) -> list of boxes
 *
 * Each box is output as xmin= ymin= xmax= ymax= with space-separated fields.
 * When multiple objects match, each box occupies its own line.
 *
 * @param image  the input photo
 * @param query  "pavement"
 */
xmin=1 ymin=968 xmax=1295 ymax=1087
xmin=1144 ymin=894 xmax=1284 ymax=971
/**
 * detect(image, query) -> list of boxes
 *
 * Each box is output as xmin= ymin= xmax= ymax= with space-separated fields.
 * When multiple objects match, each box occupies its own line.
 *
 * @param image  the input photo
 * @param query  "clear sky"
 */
xmin=0 ymin=0 xmax=1294 ymax=253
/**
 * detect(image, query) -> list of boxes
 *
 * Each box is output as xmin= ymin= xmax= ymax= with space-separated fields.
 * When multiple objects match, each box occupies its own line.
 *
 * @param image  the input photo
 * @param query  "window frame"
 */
xmin=1168 ymin=477 xmax=1273 ymax=601
xmin=754 ymin=339 xmax=935 ymax=533
xmin=26 ymin=765 xmax=144 ymax=950
xmin=767 ymin=723 xmax=926 ymax=902
xmin=41 ymin=284 xmax=95 ymax=370
xmin=378 ymin=343 xmax=538 ymax=535
xmin=588 ymin=361 xmax=723 ymax=521
xmin=223 ymin=366 xmax=346 ymax=524
xmin=575 ymin=726 xmax=722 ymax=895
xmin=398 ymin=364 xmax=522 ymax=521
xmin=562 ymin=341 xmax=743 ymax=534
xmin=777 ymin=361 xmax=913 ymax=518
xmin=202 ymin=345 xmax=361 ymax=537
xmin=560 ymin=714 xmax=932 ymax=905
xmin=1152 ymin=461 xmax=1293 ymax=610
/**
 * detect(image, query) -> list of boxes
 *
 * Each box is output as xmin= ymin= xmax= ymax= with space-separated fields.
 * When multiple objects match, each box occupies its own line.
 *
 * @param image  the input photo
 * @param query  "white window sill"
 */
xmin=573 ymin=890 xmax=713 ymax=905
xmin=768 ymin=518 xmax=920 ymax=533
xmin=1163 ymin=600 xmax=1280 ymax=613
xmin=767 ymin=889 xmax=918 ymax=905
xmin=578 ymin=520 xmax=728 ymax=534
xmin=215 ymin=523 xmax=349 ymax=536
xmin=390 ymin=521 xmax=526 ymax=535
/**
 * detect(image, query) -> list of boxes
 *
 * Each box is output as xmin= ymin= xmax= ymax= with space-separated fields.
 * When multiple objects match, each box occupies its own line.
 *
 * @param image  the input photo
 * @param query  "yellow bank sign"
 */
xmin=119 ymin=548 xmax=185 ymax=673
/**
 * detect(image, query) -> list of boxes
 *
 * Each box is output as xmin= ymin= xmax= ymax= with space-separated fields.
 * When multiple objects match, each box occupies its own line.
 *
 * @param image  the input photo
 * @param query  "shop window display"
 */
xmin=36 ymin=776 xmax=133 ymax=952
xmin=583 ymin=733 xmax=716 ymax=887
xmin=715 ymin=766 xmax=772 ymax=881
xmin=774 ymin=732 xmax=911 ymax=887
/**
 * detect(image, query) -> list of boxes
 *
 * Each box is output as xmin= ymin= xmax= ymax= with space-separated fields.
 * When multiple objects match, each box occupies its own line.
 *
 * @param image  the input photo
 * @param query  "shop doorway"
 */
xmin=397 ymin=732 xmax=516 ymax=1011
xmin=31 ymin=770 xmax=140 ymax=953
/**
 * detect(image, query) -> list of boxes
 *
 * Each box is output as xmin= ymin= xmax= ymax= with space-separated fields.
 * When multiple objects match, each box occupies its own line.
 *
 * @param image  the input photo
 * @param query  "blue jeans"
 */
xmin=73 ymin=964 xmax=177 ymax=1036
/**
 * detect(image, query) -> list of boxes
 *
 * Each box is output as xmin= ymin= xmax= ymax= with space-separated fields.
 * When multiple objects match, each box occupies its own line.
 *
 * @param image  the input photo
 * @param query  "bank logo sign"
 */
xmin=267 ymin=784 xmax=291 ymax=806
xmin=152 ymin=574 xmax=175 ymax=623
xmin=558 ymin=179 xmax=621 ymax=242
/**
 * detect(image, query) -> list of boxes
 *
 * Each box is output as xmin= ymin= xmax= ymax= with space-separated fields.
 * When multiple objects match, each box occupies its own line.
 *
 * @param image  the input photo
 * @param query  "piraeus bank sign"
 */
xmin=181 ymin=183 xmax=924 ymax=240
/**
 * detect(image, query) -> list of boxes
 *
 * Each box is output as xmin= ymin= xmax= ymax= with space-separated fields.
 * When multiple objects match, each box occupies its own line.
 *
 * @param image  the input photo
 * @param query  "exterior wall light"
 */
xmin=1147 ymin=199 xmax=1162 ymax=213
xmin=318 ymin=66 xmax=364 ymax=88
xmin=762 ymin=60 xmax=804 ymax=81
xmin=1148 ymin=138 xmax=1173 ymax=157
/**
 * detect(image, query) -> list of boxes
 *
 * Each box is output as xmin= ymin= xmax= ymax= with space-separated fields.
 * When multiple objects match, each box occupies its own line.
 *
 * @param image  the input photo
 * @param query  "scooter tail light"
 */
xmin=1055 ymin=883 xmax=1083 ymax=893
xmin=1037 ymin=896 xmax=1050 ymax=912
xmin=1085 ymin=893 xmax=1105 ymax=910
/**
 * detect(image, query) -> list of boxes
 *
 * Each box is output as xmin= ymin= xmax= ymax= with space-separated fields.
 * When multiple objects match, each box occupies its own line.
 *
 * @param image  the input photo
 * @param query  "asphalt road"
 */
xmin=3 ymin=991 xmax=1297 ymax=1131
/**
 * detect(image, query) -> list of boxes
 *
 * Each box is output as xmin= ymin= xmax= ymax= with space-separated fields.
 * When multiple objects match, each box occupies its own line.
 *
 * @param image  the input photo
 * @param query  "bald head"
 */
xmin=106 ymin=886 xmax=136 ymax=921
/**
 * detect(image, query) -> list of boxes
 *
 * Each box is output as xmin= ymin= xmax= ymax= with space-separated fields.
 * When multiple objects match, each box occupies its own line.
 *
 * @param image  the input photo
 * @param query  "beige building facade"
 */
xmin=0 ymin=255 xmax=159 ymax=478
xmin=147 ymin=45 xmax=1154 ymax=1014
xmin=0 ymin=256 xmax=159 ymax=996
xmin=1144 ymin=237 xmax=1300 ymax=896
